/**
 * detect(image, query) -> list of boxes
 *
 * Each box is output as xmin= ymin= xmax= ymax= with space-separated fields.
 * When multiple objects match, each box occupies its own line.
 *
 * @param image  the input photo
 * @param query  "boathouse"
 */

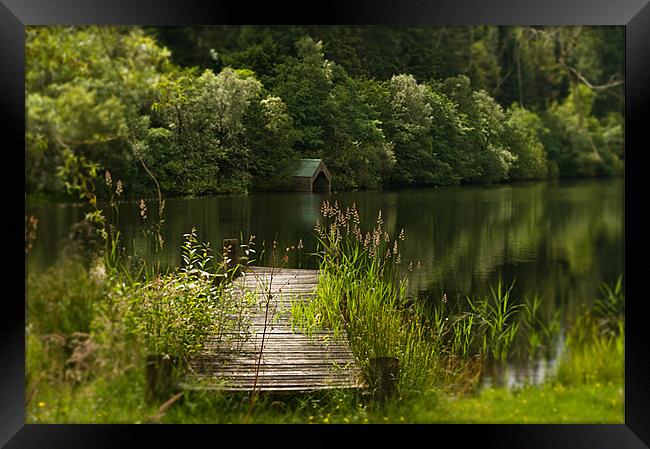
xmin=292 ymin=158 xmax=331 ymax=193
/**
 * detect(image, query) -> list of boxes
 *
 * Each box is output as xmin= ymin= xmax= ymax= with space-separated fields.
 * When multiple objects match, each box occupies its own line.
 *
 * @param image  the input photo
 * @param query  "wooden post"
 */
xmin=146 ymin=355 xmax=175 ymax=402
xmin=369 ymin=356 xmax=400 ymax=403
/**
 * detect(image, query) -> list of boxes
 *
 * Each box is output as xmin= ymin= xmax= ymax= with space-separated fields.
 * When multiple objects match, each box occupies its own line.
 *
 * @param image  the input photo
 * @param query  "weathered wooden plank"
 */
xmin=240 ymin=280 xmax=320 ymax=286
xmin=189 ymin=383 xmax=362 ymax=389
xmin=246 ymin=267 xmax=317 ymax=274
xmin=187 ymin=374 xmax=363 ymax=383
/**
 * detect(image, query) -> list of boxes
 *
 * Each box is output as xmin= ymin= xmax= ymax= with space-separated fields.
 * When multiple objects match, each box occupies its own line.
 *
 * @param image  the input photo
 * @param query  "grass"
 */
xmin=556 ymin=310 xmax=624 ymax=387
xmin=291 ymin=202 xmax=444 ymax=395
xmin=26 ymin=257 xmax=107 ymax=335
xmin=26 ymin=376 xmax=623 ymax=424
xmin=428 ymin=382 xmax=623 ymax=424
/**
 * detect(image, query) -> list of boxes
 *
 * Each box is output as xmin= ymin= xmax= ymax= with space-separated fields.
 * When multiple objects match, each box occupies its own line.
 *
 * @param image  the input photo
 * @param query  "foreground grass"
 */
xmin=27 ymin=376 xmax=623 ymax=424
xmin=431 ymin=383 xmax=623 ymax=424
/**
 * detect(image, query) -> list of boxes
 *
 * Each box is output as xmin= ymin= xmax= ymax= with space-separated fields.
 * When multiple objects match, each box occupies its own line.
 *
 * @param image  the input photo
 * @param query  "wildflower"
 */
xmin=283 ymin=254 xmax=289 ymax=263
xmin=139 ymin=199 xmax=147 ymax=219
xmin=38 ymin=401 xmax=46 ymax=408
xmin=297 ymin=239 xmax=303 ymax=249
xmin=393 ymin=240 xmax=399 ymax=255
xmin=352 ymin=204 xmax=360 ymax=224
xmin=399 ymin=228 xmax=405 ymax=240
xmin=25 ymin=214 xmax=39 ymax=253
xmin=442 ymin=293 xmax=448 ymax=303
xmin=115 ymin=180 xmax=123 ymax=196
xmin=104 ymin=170 xmax=112 ymax=186
xmin=90 ymin=261 xmax=106 ymax=281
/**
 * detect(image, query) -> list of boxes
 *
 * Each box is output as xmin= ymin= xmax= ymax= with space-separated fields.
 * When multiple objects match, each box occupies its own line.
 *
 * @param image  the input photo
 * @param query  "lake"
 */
xmin=26 ymin=178 xmax=624 ymax=386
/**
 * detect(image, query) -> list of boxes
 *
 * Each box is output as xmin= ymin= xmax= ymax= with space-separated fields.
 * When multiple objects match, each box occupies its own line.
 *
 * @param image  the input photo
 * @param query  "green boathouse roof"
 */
xmin=293 ymin=159 xmax=324 ymax=178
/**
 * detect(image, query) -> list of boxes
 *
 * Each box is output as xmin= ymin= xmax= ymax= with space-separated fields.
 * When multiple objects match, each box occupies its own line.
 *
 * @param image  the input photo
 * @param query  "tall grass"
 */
xmin=292 ymin=201 xmax=439 ymax=395
xmin=555 ymin=277 xmax=624 ymax=386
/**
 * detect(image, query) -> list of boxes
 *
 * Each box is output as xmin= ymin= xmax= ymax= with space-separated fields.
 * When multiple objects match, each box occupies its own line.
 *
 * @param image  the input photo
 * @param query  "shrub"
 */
xmin=119 ymin=271 xmax=216 ymax=360
xmin=118 ymin=228 xmax=254 ymax=363
xmin=27 ymin=258 xmax=106 ymax=335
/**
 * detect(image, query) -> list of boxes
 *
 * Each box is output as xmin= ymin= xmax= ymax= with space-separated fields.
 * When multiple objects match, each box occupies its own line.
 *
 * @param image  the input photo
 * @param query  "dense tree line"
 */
xmin=26 ymin=25 xmax=624 ymax=199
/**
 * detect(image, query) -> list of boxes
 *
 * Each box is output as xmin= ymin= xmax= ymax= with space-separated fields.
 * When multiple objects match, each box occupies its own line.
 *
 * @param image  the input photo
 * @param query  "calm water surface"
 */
xmin=27 ymin=178 xmax=624 ymax=387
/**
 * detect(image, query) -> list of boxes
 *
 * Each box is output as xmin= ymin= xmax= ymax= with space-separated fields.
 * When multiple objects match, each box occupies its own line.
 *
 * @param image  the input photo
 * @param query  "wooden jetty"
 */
xmin=181 ymin=266 xmax=365 ymax=392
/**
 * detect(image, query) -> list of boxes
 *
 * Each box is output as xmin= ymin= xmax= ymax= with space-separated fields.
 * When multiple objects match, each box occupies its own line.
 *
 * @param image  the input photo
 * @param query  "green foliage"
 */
xmin=147 ymin=67 xmax=262 ymax=195
xmin=26 ymin=26 xmax=172 ymax=197
xmin=324 ymin=73 xmax=392 ymax=190
xmin=119 ymin=270 xmax=216 ymax=359
xmin=118 ymin=228 xmax=255 ymax=361
xmin=468 ymin=282 xmax=522 ymax=362
xmin=27 ymin=26 xmax=623 ymax=199
xmin=119 ymin=230 xmax=217 ymax=359
xmin=429 ymin=383 xmax=622 ymax=423
xmin=542 ymin=84 xmax=624 ymax=177
xmin=505 ymin=105 xmax=549 ymax=180
xmin=246 ymin=95 xmax=299 ymax=191
xmin=439 ymin=76 xmax=517 ymax=184
xmin=518 ymin=295 xmax=561 ymax=359
xmin=429 ymin=280 xmax=560 ymax=366
xmin=272 ymin=37 xmax=334 ymax=156
xmin=27 ymin=258 xmax=107 ymax=335
xmin=592 ymin=275 xmax=624 ymax=337
xmin=384 ymin=74 xmax=452 ymax=186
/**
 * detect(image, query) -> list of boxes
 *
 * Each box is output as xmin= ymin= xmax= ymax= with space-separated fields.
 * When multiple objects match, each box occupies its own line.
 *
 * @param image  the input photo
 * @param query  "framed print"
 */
xmin=2 ymin=0 xmax=649 ymax=447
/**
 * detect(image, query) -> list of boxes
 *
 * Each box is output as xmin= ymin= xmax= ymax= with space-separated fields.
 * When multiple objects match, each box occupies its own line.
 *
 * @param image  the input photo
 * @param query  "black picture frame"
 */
xmin=2 ymin=0 xmax=648 ymax=447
